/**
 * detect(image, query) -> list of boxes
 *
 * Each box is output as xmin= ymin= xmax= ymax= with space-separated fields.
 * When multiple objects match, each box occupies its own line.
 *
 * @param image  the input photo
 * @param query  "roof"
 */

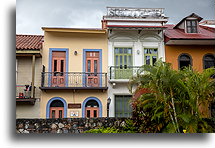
xmin=42 ymin=27 xmax=106 ymax=34
xmin=16 ymin=35 xmax=43 ymax=50
xmin=164 ymin=24 xmax=215 ymax=40
xmin=174 ymin=13 xmax=203 ymax=29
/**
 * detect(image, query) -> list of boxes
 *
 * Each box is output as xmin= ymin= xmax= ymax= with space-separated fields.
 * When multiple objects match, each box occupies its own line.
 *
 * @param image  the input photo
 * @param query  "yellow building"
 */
xmin=40 ymin=27 xmax=108 ymax=118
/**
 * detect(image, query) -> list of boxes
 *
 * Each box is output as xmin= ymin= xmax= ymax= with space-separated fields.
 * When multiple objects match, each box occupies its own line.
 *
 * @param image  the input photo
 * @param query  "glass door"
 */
xmin=114 ymin=47 xmax=133 ymax=79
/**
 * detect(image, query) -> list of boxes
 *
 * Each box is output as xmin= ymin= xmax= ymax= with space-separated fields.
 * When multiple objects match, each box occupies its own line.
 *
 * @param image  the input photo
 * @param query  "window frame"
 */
xmin=178 ymin=53 xmax=193 ymax=70
xmin=203 ymin=53 xmax=215 ymax=69
xmin=115 ymin=95 xmax=132 ymax=117
xmin=144 ymin=48 xmax=158 ymax=66
xmin=114 ymin=47 xmax=133 ymax=67
xmin=186 ymin=20 xmax=198 ymax=33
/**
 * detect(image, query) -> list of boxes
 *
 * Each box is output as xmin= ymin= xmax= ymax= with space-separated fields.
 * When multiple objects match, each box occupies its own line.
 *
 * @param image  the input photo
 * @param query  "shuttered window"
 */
xmin=115 ymin=95 xmax=132 ymax=117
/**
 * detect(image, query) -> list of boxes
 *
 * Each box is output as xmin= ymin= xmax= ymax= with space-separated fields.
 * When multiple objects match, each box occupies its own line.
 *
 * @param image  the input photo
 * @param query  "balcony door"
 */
xmin=114 ymin=47 xmax=133 ymax=79
xmin=52 ymin=51 xmax=66 ymax=87
xmin=85 ymin=51 xmax=100 ymax=87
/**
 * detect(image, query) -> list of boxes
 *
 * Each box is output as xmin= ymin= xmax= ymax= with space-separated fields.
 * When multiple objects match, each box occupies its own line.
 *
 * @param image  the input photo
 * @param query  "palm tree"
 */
xmin=129 ymin=60 xmax=215 ymax=133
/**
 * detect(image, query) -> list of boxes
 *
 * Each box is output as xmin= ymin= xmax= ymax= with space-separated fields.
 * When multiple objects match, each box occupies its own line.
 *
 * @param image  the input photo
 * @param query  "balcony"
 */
xmin=16 ymin=85 xmax=36 ymax=105
xmin=40 ymin=72 xmax=108 ymax=90
xmin=109 ymin=66 xmax=141 ymax=82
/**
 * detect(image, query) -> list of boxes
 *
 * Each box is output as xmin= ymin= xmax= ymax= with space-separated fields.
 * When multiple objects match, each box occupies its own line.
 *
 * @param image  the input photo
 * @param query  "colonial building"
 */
xmin=164 ymin=13 xmax=215 ymax=72
xmin=164 ymin=13 xmax=215 ymax=117
xmin=102 ymin=7 xmax=168 ymax=117
xmin=16 ymin=35 xmax=43 ymax=118
xmin=40 ymin=27 xmax=108 ymax=118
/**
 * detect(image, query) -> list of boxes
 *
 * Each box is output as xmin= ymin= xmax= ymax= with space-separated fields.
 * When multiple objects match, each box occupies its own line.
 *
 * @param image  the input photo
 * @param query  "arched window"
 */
xmin=85 ymin=100 xmax=99 ymax=107
xmin=203 ymin=54 xmax=215 ymax=69
xmin=178 ymin=54 xmax=192 ymax=69
xmin=50 ymin=100 xmax=64 ymax=107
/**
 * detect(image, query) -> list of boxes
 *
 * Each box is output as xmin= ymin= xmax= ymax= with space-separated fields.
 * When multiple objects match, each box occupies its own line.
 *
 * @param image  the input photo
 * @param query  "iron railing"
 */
xmin=109 ymin=66 xmax=141 ymax=80
xmin=41 ymin=72 xmax=107 ymax=88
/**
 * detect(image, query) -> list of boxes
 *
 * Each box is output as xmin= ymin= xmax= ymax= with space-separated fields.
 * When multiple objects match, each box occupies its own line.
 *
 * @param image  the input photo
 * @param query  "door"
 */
xmin=85 ymin=51 xmax=100 ymax=87
xmin=114 ymin=48 xmax=133 ymax=79
xmin=85 ymin=107 xmax=99 ymax=118
xmin=50 ymin=107 xmax=64 ymax=118
xmin=52 ymin=51 xmax=66 ymax=87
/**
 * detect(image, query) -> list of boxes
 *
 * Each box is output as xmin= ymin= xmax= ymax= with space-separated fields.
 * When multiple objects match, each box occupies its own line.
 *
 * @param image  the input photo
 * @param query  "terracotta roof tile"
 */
xmin=16 ymin=35 xmax=44 ymax=50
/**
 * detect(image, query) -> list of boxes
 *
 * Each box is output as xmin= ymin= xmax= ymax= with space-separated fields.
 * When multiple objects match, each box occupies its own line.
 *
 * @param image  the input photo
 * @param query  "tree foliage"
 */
xmin=129 ymin=60 xmax=215 ymax=133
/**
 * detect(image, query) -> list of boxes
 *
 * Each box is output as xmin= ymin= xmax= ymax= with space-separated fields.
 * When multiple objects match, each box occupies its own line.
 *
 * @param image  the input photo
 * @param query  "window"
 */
xmin=178 ymin=54 xmax=192 ymax=69
xmin=114 ymin=47 xmax=133 ymax=79
xmin=115 ymin=95 xmax=132 ymax=117
xmin=203 ymin=54 xmax=215 ymax=69
xmin=186 ymin=20 xmax=197 ymax=33
xmin=115 ymin=47 xmax=132 ymax=67
xmin=144 ymin=48 xmax=158 ymax=66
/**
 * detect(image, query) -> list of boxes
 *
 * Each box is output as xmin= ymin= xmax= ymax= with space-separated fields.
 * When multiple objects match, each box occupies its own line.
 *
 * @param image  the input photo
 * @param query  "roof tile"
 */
xmin=16 ymin=35 xmax=44 ymax=50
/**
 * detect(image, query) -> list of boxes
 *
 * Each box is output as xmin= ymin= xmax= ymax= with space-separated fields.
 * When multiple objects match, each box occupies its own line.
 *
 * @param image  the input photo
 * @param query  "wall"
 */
xmin=107 ymin=30 xmax=165 ymax=117
xmin=16 ymin=57 xmax=41 ymax=118
xmin=40 ymin=90 xmax=107 ymax=118
xmin=165 ymin=45 xmax=215 ymax=71
xmin=16 ymin=117 xmax=129 ymax=133
xmin=43 ymin=32 xmax=108 ymax=73
xmin=16 ymin=117 xmax=215 ymax=133
xmin=41 ymin=31 xmax=108 ymax=118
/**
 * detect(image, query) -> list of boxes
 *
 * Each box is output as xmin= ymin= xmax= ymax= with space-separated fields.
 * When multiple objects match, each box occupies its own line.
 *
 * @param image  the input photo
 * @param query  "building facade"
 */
xmin=16 ymin=35 xmax=43 ymax=118
xmin=102 ymin=7 xmax=168 ymax=117
xmin=164 ymin=13 xmax=215 ymax=72
xmin=40 ymin=28 xmax=108 ymax=118
xmin=164 ymin=13 xmax=215 ymax=117
xmin=16 ymin=9 xmax=215 ymax=119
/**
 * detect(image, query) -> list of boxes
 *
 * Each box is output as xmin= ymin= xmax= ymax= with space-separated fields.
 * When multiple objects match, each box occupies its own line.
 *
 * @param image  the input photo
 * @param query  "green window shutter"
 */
xmin=115 ymin=95 xmax=132 ymax=117
xmin=114 ymin=47 xmax=133 ymax=79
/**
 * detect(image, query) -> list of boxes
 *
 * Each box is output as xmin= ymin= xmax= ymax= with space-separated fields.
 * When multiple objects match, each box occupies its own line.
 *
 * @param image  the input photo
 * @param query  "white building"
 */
xmin=102 ymin=7 xmax=168 ymax=117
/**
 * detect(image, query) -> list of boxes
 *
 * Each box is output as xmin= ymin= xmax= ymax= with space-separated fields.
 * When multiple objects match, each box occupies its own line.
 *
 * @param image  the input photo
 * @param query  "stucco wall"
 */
xmin=165 ymin=45 xmax=215 ymax=71
xmin=40 ymin=90 xmax=107 ymax=118
xmin=16 ymin=57 xmax=41 ymax=118
xmin=42 ymin=32 xmax=108 ymax=73
xmin=107 ymin=30 xmax=165 ymax=117
xmin=41 ymin=31 xmax=108 ymax=118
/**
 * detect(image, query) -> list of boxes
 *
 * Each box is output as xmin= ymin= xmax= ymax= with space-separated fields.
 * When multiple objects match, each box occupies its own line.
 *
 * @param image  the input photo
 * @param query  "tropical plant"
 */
xmin=129 ymin=60 xmax=215 ymax=133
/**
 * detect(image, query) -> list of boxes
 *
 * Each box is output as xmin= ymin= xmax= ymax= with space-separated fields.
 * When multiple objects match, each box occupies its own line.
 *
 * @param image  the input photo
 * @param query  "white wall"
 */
xmin=107 ymin=29 xmax=165 ymax=117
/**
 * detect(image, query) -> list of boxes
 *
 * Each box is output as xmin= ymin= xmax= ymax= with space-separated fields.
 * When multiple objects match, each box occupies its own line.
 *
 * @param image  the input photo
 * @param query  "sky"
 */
xmin=16 ymin=0 xmax=215 ymax=35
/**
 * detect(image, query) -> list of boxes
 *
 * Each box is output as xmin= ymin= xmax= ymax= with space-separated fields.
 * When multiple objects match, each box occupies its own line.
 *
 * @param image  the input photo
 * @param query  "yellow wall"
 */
xmin=40 ymin=91 xmax=107 ymax=118
xmin=41 ymin=31 xmax=108 ymax=118
xmin=165 ymin=45 xmax=215 ymax=71
xmin=42 ymin=32 xmax=108 ymax=72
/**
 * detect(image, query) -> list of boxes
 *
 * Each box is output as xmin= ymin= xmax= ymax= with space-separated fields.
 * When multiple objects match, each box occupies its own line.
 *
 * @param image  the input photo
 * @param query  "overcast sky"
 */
xmin=16 ymin=0 xmax=215 ymax=35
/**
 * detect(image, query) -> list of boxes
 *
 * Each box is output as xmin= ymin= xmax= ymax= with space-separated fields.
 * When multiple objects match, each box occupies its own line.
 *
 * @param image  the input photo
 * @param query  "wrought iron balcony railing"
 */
xmin=109 ymin=66 xmax=141 ymax=80
xmin=41 ymin=72 xmax=108 ymax=89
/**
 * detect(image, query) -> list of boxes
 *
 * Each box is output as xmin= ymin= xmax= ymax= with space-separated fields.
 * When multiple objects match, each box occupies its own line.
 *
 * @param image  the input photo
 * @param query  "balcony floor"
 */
xmin=39 ymin=86 xmax=108 ymax=91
